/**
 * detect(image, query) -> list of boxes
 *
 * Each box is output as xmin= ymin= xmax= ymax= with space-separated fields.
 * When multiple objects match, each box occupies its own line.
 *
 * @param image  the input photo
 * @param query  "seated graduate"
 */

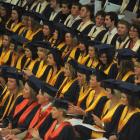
xmin=134 ymin=58 xmax=140 ymax=85
xmin=95 ymin=44 xmax=118 ymax=79
xmin=108 ymin=82 xmax=140 ymax=140
xmin=5 ymin=5 xmax=24 ymax=34
xmin=43 ymin=99 xmax=76 ymax=140
xmin=57 ymin=59 xmax=80 ymax=105
xmin=125 ymin=24 xmax=140 ymax=52
xmin=1 ymin=76 xmax=40 ymax=136
xmin=76 ymin=63 xmax=95 ymax=110
xmin=27 ymin=41 xmax=53 ymax=82
xmin=0 ymin=67 xmax=23 ymax=124
xmin=69 ymin=34 xmax=90 ymax=65
xmin=84 ymin=40 xmax=99 ymax=68
xmin=47 ymin=47 xmax=65 ymax=89
xmin=0 ymin=2 xmax=12 ymax=27
xmin=0 ymin=32 xmax=18 ymax=66
xmin=116 ymin=48 xmax=135 ymax=83
xmin=16 ymin=42 xmax=38 ymax=71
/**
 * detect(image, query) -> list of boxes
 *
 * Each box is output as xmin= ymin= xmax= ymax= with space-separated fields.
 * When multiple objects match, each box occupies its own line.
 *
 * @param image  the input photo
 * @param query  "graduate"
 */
xmin=70 ymin=35 xmax=90 ymax=65
xmin=100 ymin=12 xmax=118 ymax=46
xmin=64 ymin=1 xmax=81 ymax=28
xmin=0 ymin=67 xmax=23 ymax=123
xmin=76 ymin=63 xmax=95 ymax=110
xmin=1 ymin=77 xmax=40 ymax=136
xmin=5 ymin=5 xmax=24 ymax=34
xmin=116 ymin=48 xmax=135 ymax=83
xmin=75 ymin=4 xmax=94 ymax=35
xmin=57 ymin=59 xmax=80 ymax=105
xmin=88 ymin=10 xmax=106 ymax=41
xmin=47 ymin=47 xmax=65 ymax=89
xmin=44 ymin=99 xmax=76 ymax=140
xmin=134 ymin=58 xmax=140 ymax=85
xmin=16 ymin=42 xmax=38 ymax=71
xmin=96 ymin=44 xmax=118 ymax=79
xmin=84 ymin=40 xmax=99 ymax=68
xmin=125 ymin=24 xmax=140 ymax=52
xmin=108 ymin=82 xmax=140 ymax=140
xmin=115 ymin=20 xmax=130 ymax=49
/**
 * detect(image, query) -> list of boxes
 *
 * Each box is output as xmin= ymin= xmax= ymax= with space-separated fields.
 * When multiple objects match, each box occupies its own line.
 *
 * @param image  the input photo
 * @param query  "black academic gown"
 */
xmin=118 ymin=112 xmax=140 ymax=140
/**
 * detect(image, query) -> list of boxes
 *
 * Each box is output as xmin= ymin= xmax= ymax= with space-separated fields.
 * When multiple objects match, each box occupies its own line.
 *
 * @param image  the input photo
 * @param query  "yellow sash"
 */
xmin=78 ymin=54 xmax=90 ymax=65
xmin=46 ymin=68 xmax=53 ymax=83
xmin=69 ymin=47 xmax=78 ymax=59
xmin=116 ymin=71 xmax=134 ymax=81
xmin=36 ymin=60 xmax=45 ymax=77
xmin=11 ymin=22 xmax=23 ymax=33
xmin=86 ymin=58 xmax=99 ymax=68
xmin=0 ymin=90 xmax=10 ymax=107
xmin=28 ymin=59 xmax=39 ymax=72
xmin=118 ymin=107 xmax=139 ymax=132
xmin=57 ymin=42 xmax=66 ymax=50
xmin=85 ymin=91 xmax=106 ymax=112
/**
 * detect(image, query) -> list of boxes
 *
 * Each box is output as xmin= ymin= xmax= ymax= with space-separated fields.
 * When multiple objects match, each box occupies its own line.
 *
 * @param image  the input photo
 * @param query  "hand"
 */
xmin=28 ymin=128 xmax=40 ymax=139
xmin=109 ymin=135 xmax=117 ymax=140
xmin=92 ymin=114 xmax=103 ymax=128
xmin=5 ymin=134 xmax=19 ymax=140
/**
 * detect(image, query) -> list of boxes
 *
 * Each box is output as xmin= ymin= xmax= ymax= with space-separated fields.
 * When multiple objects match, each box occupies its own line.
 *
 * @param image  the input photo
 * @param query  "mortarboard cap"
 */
xmin=52 ymin=99 xmax=69 ymax=110
xmin=34 ymin=41 xmax=51 ymax=49
xmin=77 ymin=34 xmax=90 ymax=47
xmin=67 ymin=59 xmax=78 ymax=69
xmin=88 ymin=40 xmax=101 ymax=47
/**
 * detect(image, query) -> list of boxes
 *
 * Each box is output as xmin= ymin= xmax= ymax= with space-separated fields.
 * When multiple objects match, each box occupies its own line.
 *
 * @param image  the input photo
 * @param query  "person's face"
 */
xmin=37 ymin=47 xmax=46 ymax=60
xmin=43 ymin=25 xmax=50 ymax=36
xmin=28 ymin=17 xmax=32 ymax=28
xmin=129 ymin=26 xmax=139 ymax=39
xmin=22 ymin=83 xmax=31 ymax=99
xmin=89 ymin=75 xmax=98 ymax=88
xmin=65 ymin=33 xmax=73 ymax=45
xmin=120 ymin=93 xmax=128 ymax=105
xmin=2 ymin=35 xmax=10 ymax=47
xmin=88 ymin=46 xmax=95 ymax=58
xmin=61 ymin=4 xmax=70 ymax=14
xmin=117 ymin=23 xmax=128 ymax=36
xmin=99 ymin=53 xmax=107 ymax=65
xmin=71 ymin=5 xmax=79 ymax=16
xmin=105 ymin=15 xmax=113 ymax=28
xmin=53 ymin=30 xmax=59 ymax=40
xmin=77 ymin=72 xmax=86 ymax=85
xmin=47 ymin=53 xmax=55 ymax=66
xmin=80 ymin=7 xmax=89 ymax=19
xmin=134 ymin=62 xmax=140 ymax=75
xmin=106 ymin=88 xmax=113 ymax=99
xmin=11 ymin=10 xmax=19 ymax=21
xmin=50 ymin=0 xmax=57 ymax=9
xmin=7 ymin=78 xmax=17 ymax=91
xmin=51 ymin=107 xmax=63 ymax=119
xmin=22 ymin=16 xmax=29 ymax=26
xmin=79 ymin=43 xmax=86 ymax=51
xmin=95 ymin=15 xmax=104 ymax=27
xmin=37 ymin=90 xmax=49 ymax=104
xmin=0 ymin=6 xmax=6 ymax=17
xmin=64 ymin=63 xmax=71 ymax=77
xmin=25 ymin=48 xmax=32 ymax=58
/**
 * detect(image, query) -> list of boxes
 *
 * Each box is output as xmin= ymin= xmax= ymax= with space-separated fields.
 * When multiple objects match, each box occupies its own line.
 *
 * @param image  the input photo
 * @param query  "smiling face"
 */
xmin=129 ymin=26 xmax=139 ymax=39
xmin=95 ymin=15 xmax=104 ymax=27
xmin=37 ymin=47 xmax=47 ymax=60
xmin=77 ymin=72 xmax=86 ymax=85
xmin=71 ymin=5 xmax=80 ymax=16
xmin=99 ymin=53 xmax=107 ymax=65
xmin=22 ymin=82 xmax=31 ymax=99
xmin=51 ymin=107 xmax=64 ymax=119
xmin=7 ymin=78 xmax=17 ymax=91
xmin=89 ymin=75 xmax=98 ymax=88
xmin=47 ymin=53 xmax=56 ymax=66
xmin=117 ymin=23 xmax=128 ymax=36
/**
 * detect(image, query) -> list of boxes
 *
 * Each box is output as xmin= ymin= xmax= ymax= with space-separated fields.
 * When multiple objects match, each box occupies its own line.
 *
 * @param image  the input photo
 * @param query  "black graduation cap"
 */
xmin=117 ymin=48 xmax=137 ymax=60
xmin=88 ymin=40 xmax=101 ymax=47
xmin=41 ymin=82 xmax=58 ymax=98
xmin=52 ymin=99 xmax=69 ymax=110
xmin=28 ymin=75 xmax=42 ymax=92
xmin=94 ymin=44 xmax=115 ymax=52
xmin=67 ymin=59 xmax=78 ymax=69
xmin=48 ymin=47 xmax=63 ymax=67
xmin=34 ymin=41 xmax=51 ymax=49
xmin=43 ymin=20 xmax=54 ymax=33
xmin=77 ymin=34 xmax=90 ymax=47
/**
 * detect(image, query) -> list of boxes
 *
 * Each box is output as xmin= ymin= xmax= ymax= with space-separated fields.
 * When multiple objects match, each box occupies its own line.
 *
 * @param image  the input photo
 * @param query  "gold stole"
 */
xmin=16 ymin=55 xmax=25 ymax=70
xmin=49 ymin=69 xmax=63 ymax=86
xmin=77 ymin=54 xmax=89 ymax=65
xmin=0 ymin=49 xmax=12 ymax=65
xmin=69 ymin=47 xmax=78 ymax=59
xmin=58 ymin=78 xmax=76 ymax=97
xmin=131 ymin=40 xmax=140 ymax=52
xmin=57 ymin=42 xmax=66 ymax=50
xmin=85 ymin=91 xmax=106 ymax=112
xmin=86 ymin=58 xmax=99 ymax=68
xmin=28 ymin=59 xmax=39 ymax=72
xmin=116 ymin=36 xmax=130 ymax=49
xmin=0 ymin=89 xmax=10 ymax=107
xmin=77 ymin=20 xmax=93 ymax=32
xmin=25 ymin=28 xmax=42 ymax=41
xmin=77 ymin=87 xmax=94 ymax=108
xmin=116 ymin=71 xmax=134 ymax=81
xmin=11 ymin=22 xmax=23 ymax=33
xmin=5 ymin=18 xmax=12 ymax=30
xmin=18 ymin=26 xmax=27 ymax=35
xmin=118 ymin=107 xmax=139 ymax=132
xmin=1 ymin=92 xmax=23 ymax=120
xmin=35 ymin=60 xmax=45 ymax=77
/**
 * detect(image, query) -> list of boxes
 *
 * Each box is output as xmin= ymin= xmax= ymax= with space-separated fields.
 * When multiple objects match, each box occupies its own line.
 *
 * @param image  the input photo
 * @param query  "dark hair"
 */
xmin=106 ymin=12 xmax=118 ymax=26
xmin=96 ymin=10 xmax=106 ymax=18
xmin=117 ymin=60 xmax=134 ymax=80
xmin=72 ymin=2 xmax=81 ymax=9
xmin=118 ymin=19 xmax=130 ymax=30
xmin=127 ymin=95 xmax=140 ymax=108
xmin=130 ymin=24 xmax=140 ymax=38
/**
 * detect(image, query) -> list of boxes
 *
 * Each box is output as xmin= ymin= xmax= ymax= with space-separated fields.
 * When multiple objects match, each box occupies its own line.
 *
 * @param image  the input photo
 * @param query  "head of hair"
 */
xmin=127 ymin=95 xmax=140 ymax=108
xmin=105 ymin=12 xmax=118 ymax=26
xmin=118 ymin=19 xmax=130 ymax=30
xmin=130 ymin=23 xmax=140 ymax=38
xmin=96 ymin=10 xmax=106 ymax=18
